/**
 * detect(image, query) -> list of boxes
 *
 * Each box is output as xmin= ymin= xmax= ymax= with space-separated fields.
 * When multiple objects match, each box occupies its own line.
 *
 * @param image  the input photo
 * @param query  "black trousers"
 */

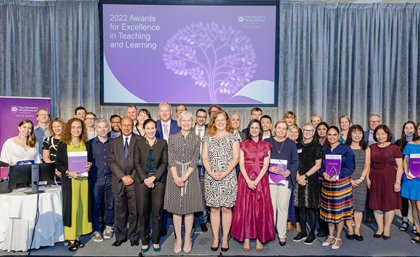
xmin=113 ymin=185 xmax=137 ymax=242
xmin=135 ymin=181 xmax=165 ymax=245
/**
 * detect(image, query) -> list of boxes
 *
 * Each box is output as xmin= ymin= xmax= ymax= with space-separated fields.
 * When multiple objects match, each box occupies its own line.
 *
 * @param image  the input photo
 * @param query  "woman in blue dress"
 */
xmin=401 ymin=122 xmax=420 ymax=244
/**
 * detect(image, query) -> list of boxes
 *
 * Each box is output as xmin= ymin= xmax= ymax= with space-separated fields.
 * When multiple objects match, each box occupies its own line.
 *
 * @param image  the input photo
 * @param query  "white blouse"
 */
xmin=0 ymin=137 xmax=42 ymax=165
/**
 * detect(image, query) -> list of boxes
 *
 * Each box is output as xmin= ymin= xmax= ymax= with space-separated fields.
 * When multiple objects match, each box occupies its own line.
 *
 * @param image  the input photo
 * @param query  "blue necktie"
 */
xmin=124 ymin=137 xmax=129 ymax=174
xmin=124 ymin=137 xmax=129 ymax=159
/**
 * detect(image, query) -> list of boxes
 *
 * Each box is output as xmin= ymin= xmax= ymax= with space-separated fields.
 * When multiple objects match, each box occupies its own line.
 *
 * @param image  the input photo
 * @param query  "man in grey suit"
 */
xmin=108 ymin=117 xmax=142 ymax=247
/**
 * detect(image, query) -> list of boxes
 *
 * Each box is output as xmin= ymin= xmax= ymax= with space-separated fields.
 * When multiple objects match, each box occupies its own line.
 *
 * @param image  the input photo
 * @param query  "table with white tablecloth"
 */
xmin=0 ymin=186 xmax=64 ymax=251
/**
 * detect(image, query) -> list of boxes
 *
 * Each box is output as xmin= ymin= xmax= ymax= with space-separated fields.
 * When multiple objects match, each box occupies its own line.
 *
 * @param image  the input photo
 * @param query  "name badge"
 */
xmin=297 ymin=149 xmax=302 ymax=153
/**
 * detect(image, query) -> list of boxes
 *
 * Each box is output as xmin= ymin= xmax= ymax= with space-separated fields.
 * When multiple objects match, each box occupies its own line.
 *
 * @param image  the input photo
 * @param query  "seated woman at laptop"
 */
xmin=0 ymin=120 xmax=41 ymax=165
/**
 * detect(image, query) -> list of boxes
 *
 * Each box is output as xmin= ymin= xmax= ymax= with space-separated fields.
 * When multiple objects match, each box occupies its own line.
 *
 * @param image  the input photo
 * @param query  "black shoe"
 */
xmin=221 ymin=246 xmax=229 ymax=252
xmin=400 ymin=221 xmax=409 ymax=231
xmin=354 ymin=234 xmax=363 ymax=241
xmin=293 ymin=232 xmax=308 ymax=242
xmin=316 ymin=231 xmax=328 ymax=237
xmin=382 ymin=235 xmax=391 ymax=240
xmin=74 ymin=240 xmax=85 ymax=248
xmin=131 ymin=240 xmax=139 ymax=246
xmin=68 ymin=242 xmax=78 ymax=252
xmin=200 ymin=223 xmax=208 ymax=232
xmin=346 ymin=233 xmax=355 ymax=240
xmin=373 ymin=233 xmax=383 ymax=238
xmin=112 ymin=240 xmax=125 ymax=247
xmin=279 ymin=239 xmax=286 ymax=246
xmin=304 ymin=235 xmax=316 ymax=245
xmin=161 ymin=228 xmax=167 ymax=236
xmin=210 ymin=246 xmax=219 ymax=252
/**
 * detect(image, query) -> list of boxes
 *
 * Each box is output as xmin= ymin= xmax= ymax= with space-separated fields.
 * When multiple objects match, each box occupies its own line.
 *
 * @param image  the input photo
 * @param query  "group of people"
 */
xmin=1 ymin=104 xmax=419 ymax=253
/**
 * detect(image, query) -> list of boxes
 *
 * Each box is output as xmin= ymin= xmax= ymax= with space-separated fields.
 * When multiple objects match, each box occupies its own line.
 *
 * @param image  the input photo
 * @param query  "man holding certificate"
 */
xmin=56 ymin=118 xmax=93 ymax=252
xmin=319 ymin=126 xmax=355 ymax=250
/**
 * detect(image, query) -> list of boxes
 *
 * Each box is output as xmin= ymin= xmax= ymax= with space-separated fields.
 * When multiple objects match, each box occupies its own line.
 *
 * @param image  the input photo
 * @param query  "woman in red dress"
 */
xmin=368 ymin=124 xmax=403 ymax=239
xmin=231 ymin=119 xmax=275 ymax=252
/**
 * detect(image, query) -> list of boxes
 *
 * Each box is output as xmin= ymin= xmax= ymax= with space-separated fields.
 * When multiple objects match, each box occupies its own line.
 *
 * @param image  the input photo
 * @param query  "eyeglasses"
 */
xmin=369 ymin=120 xmax=380 ymax=123
xmin=303 ymin=129 xmax=315 ymax=133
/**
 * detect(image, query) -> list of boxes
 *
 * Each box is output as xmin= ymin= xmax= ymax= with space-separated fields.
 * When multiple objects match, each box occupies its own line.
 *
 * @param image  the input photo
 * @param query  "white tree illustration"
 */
xmin=163 ymin=22 xmax=257 ymax=102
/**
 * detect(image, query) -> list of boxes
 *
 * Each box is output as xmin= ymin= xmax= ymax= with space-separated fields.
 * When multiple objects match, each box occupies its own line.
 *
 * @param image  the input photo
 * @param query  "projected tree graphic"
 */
xmin=163 ymin=22 xmax=257 ymax=102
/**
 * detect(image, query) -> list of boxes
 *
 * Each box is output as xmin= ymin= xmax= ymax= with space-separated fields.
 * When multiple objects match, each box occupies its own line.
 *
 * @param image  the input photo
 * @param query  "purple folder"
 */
xmin=269 ymin=159 xmax=287 ymax=185
xmin=325 ymin=154 xmax=341 ymax=180
xmin=409 ymin=154 xmax=420 ymax=178
xmin=68 ymin=151 xmax=88 ymax=177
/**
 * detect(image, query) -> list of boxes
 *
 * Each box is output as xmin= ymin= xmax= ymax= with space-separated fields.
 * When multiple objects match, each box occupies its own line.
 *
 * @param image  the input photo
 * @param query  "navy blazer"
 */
xmin=156 ymin=119 xmax=180 ymax=139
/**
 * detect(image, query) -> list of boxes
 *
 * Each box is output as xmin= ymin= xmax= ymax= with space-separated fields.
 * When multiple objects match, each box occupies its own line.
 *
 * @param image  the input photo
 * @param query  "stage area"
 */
xmin=1 ymin=218 xmax=419 ymax=257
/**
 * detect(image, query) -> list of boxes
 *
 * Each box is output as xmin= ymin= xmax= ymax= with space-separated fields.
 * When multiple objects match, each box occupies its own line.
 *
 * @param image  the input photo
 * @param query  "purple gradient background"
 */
xmin=103 ymin=4 xmax=276 ymax=104
xmin=0 ymin=97 xmax=50 ymax=150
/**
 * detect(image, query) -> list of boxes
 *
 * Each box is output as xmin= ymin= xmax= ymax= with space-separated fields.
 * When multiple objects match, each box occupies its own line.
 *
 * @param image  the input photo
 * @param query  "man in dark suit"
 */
xmin=194 ymin=109 xmax=209 ymax=232
xmin=108 ymin=117 xmax=142 ymax=247
xmin=156 ymin=102 xmax=180 ymax=140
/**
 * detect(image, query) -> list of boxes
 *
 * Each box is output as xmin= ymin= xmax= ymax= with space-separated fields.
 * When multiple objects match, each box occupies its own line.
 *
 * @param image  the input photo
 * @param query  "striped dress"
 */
xmin=320 ymin=177 xmax=353 ymax=223
xmin=320 ymin=143 xmax=355 ymax=224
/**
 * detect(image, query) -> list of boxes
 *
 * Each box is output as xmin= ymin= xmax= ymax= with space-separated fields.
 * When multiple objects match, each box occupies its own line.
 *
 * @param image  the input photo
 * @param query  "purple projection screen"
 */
xmin=100 ymin=1 xmax=279 ymax=106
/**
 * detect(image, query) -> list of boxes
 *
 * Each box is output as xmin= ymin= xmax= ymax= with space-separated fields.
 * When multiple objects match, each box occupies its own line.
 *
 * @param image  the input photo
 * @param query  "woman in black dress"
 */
xmin=293 ymin=123 xmax=323 ymax=245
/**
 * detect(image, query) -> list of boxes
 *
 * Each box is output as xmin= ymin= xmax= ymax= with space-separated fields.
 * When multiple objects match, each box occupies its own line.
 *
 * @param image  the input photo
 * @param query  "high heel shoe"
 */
xmin=221 ymin=242 xmax=229 ymax=252
xmin=221 ymin=246 xmax=229 ymax=252
xmin=210 ymin=245 xmax=219 ymax=251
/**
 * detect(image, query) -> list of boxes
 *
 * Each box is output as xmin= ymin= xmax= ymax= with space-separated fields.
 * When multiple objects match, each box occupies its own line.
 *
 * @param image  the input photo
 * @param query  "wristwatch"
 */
xmin=304 ymin=173 xmax=309 ymax=180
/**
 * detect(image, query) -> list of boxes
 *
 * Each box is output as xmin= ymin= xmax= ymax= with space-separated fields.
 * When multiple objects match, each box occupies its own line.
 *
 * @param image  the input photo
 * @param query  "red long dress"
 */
xmin=231 ymin=140 xmax=275 ymax=243
xmin=369 ymin=144 xmax=402 ymax=211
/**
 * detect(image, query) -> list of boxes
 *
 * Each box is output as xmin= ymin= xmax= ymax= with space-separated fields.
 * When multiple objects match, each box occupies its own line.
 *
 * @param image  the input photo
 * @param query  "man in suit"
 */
xmin=364 ymin=114 xmax=395 ymax=145
xmin=231 ymin=113 xmax=247 ymax=141
xmin=194 ymin=109 xmax=209 ymax=232
xmin=108 ymin=117 xmax=142 ymax=247
xmin=156 ymin=102 xmax=180 ymax=140
xmin=155 ymin=102 xmax=180 ymax=235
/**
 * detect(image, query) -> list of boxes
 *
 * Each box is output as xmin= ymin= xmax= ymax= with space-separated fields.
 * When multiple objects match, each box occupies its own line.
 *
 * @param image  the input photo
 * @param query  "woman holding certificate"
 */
xmin=56 ymin=118 xmax=92 ymax=251
xmin=202 ymin=110 xmax=240 ymax=252
xmin=401 ymin=122 xmax=420 ymax=243
xmin=395 ymin=121 xmax=417 ymax=232
xmin=368 ymin=124 xmax=402 ymax=240
xmin=265 ymin=120 xmax=299 ymax=246
xmin=231 ymin=119 xmax=275 ymax=252
xmin=320 ymin=126 xmax=355 ymax=250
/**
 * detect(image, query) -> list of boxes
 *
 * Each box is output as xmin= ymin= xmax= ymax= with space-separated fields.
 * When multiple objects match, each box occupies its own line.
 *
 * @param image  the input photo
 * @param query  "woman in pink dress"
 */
xmin=231 ymin=119 xmax=275 ymax=252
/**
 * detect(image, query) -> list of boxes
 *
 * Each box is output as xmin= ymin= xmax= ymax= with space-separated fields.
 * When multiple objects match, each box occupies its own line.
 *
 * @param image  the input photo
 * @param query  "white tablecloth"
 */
xmin=0 ymin=186 xmax=64 ymax=251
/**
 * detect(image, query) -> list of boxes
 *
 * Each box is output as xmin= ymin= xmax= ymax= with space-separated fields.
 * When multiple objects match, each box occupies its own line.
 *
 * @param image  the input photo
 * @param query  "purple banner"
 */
xmin=269 ymin=159 xmax=287 ymax=185
xmin=0 ymin=97 xmax=50 ymax=152
xmin=102 ymin=4 xmax=277 ymax=105
xmin=409 ymin=154 xmax=420 ymax=178
xmin=325 ymin=154 xmax=341 ymax=179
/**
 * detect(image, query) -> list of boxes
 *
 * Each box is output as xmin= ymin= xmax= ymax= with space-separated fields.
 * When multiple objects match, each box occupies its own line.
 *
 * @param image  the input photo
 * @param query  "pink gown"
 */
xmin=231 ymin=140 xmax=275 ymax=243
